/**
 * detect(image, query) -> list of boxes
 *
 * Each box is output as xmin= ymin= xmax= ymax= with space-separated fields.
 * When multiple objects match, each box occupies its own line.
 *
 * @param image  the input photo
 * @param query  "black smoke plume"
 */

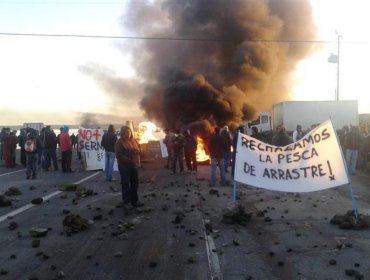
xmin=122 ymin=0 xmax=316 ymax=133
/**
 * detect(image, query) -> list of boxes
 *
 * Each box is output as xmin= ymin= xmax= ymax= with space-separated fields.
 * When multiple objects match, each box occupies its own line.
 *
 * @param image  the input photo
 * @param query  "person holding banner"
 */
xmin=101 ymin=124 xmax=117 ymax=181
xmin=115 ymin=126 xmax=144 ymax=209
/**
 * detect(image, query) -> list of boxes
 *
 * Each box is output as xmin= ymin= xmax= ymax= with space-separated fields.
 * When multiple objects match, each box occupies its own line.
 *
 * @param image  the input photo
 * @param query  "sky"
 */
xmin=0 ymin=0 xmax=369 ymax=126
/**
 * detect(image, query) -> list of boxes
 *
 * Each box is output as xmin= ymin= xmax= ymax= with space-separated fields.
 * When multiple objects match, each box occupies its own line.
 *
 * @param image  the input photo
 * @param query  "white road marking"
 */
xmin=0 ymin=171 xmax=101 ymax=223
xmin=0 ymin=169 xmax=26 ymax=177
xmin=202 ymin=218 xmax=223 ymax=280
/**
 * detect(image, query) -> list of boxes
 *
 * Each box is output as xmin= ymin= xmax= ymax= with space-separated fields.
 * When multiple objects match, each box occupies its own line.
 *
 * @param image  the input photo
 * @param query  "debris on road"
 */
xmin=31 ymin=198 xmax=43 ymax=205
xmin=62 ymin=214 xmax=89 ymax=234
xmin=222 ymin=204 xmax=252 ymax=226
xmin=59 ymin=184 xmax=80 ymax=191
xmin=0 ymin=195 xmax=12 ymax=207
xmin=29 ymin=228 xmax=48 ymax=238
xmin=8 ymin=222 xmax=18 ymax=231
xmin=5 ymin=187 xmax=22 ymax=196
xmin=330 ymin=210 xmax=370 ymax=230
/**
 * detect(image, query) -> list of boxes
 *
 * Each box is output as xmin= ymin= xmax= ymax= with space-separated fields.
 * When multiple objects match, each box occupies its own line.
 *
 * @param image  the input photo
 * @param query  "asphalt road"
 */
xmin=1 ymin=155 xmax=370 ymax=280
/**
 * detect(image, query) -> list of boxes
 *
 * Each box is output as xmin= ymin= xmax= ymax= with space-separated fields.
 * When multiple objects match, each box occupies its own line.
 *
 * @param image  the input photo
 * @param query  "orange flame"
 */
xmin=196 ymin=136 xmax=210 ymax=162
xmin=137 ymin=121 xmax=158 ymax=144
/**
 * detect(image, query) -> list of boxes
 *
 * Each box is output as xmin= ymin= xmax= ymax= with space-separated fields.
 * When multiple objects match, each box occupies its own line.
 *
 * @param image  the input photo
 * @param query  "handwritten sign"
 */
xmin=78 ymin=128 xmax=103 ymax=152
xmin=78 ymin=127 xmax=118 ymax=171
xmin=234 ymin=120 xmax=349 ymax=192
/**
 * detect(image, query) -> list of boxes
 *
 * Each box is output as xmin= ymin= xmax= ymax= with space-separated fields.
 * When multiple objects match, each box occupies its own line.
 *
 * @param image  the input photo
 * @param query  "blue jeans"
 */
xmin=105 ymin=151 xmax=116 ymax=180
xmin=210 ymin=158 xmax=226 ymax=186
xmin=346 ymin=149 xmax=358 ymax=175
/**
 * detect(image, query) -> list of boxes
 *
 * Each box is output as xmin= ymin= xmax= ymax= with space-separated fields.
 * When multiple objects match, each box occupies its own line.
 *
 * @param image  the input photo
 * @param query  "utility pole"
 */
xmin=336 ymin=33 xmax=341 ymax=101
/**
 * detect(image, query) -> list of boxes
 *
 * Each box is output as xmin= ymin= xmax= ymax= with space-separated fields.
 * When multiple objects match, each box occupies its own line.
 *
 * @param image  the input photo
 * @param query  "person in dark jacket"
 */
xmin=171 ymin=129 xmax=185 ymax=174
xmin=18 ymin=129 xmax=27 ymax=167
xmin=221 ymin=126 xmax=233 ymax=173
xmin=44 ymin=126 xmax=58 ymax=171
xmin=101 ymin=124 xmax=118 ymax=181
xmin=344 ymin=125 xmax=362 ymax=175
xmin=232 ymin=125 xmax=245 ymax=177
xmin=115 ymin=126 xmax=143 ymax=209
xmin=208 ymin=126 xmax=227 ymax=186
xmin=183 ymin=129 xmax=197 ymax=173
xmin=272 ymin=125 xmax=293 ymax=147
xmin=25 ymin=131 xmax=42 ymax=179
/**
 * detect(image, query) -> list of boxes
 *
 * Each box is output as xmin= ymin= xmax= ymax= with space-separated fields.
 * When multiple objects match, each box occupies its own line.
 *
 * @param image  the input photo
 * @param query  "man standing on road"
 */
xmin=44 ymin=126 xmax=59 ymax=171
xmin=115 ymin=126 xmax=144 ymax=209
xmin=183 ymin=129 xmax=197 ymax=173
xmin=59 ymin=126 xmax=73 ymax=173
xmin=25 ymin=131 xmax=42 ymax=179
xmin=101 ymin=124 xmax=117 ymax=181
xmin=345 ymin=125 xmax=361 ymax=175
xmin=163 ymin=128 xmax=174 ymax=169
xmin=208 ymin=126 xmax=227 ymax=187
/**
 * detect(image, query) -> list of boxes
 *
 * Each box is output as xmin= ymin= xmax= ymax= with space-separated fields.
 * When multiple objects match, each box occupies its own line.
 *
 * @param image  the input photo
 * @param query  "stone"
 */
xmin=5 ymin=187 xmax=22 ymax=196
xmin=59 ymin=184 xmax=79 ymax=191
xmin=0 ymin=195 xmax=12 ymax=207
xmin=32 ymin=239 xmax=41 ymax=248
xmin=187 ymin=257 xmax=195 ymax=264
xmin=149 ymin=262 xmax=157 ymax=268
xmin=31 ymin=198 xmax=43 ymax=205
xmin=209 ymin=189 xmax=219 ymax=195
xmin=222 ymin=204 xmax=252 ymax=226
xmin=330 ymin=210 xmax=370 ymax=230
xmin=62 ymin=214 xmax=89 ymax=234
xmin=8 ymin=222 xmax=18 ymax=231
xmin=114 ymin=251 xmax=123 ymax=258
xmin=29 ymin=228 xmax=48 ymax=238
xmin=329 ymin=259 xmax=337 ymax=265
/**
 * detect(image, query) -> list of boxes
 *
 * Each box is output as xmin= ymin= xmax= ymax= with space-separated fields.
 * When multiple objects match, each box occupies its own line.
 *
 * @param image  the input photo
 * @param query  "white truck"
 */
xmin=272 ymin=100 xmax=359 ymax=132
xmin=22 ymin=123 xmax=44 ymax=132
xmin=245 ymin=112 xmax=272 ymax=134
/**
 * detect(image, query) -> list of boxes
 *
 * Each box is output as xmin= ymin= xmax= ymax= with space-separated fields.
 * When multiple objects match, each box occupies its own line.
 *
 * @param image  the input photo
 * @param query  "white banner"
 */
xmin=160 ymin=139 xmax=168 ymax=158
xmin=234 ymin=120 xmax=349 ymax=192
xmin=78 ymin=127 xmax=118 ymax=171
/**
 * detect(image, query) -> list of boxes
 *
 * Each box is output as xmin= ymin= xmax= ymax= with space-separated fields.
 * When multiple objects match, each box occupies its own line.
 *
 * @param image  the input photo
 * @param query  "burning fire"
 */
xmin=137 ymin=121 xmax=158 ymax=144
xmin=196 ymin=136 xmax=210 ymax=162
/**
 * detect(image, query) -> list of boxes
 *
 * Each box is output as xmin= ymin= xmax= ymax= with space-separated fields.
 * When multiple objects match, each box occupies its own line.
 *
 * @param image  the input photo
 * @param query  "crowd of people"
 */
xmin=1 ymin=121 xmax=369 ymax=210
xmin=160 ymin=122 xmax=370 ymax=187
xmin=0 ymin=126 xmax=79 ymax=179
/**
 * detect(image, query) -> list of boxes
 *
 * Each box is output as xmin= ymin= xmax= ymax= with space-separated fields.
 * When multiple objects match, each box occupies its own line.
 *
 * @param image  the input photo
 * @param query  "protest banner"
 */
xmin=160 ymin=139 xmax=168 ymax=158
xmin=234 ymin=120 xmax=349 ymax=192
xmin=78 ymin=127 xmax=118 ymax=171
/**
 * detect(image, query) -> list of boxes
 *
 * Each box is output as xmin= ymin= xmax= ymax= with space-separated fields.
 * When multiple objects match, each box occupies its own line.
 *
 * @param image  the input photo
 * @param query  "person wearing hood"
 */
xmin=59 ymin=125 xmax=73 ymax=173
xmin=115 ymin=126 xmax=143 ymax=209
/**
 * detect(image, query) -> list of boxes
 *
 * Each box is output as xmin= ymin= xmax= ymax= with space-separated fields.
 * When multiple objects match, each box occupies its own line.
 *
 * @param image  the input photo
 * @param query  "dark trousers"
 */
xmin=20 ymin=148 xmax=26 ymax=166
xmin=185 ymin=151 xmax=197 ymax=171
xmin=118 ymin=165 xmax=139 ymax=205
xmin=61 ymin=150 xmax=72 ymax=172
xmin=26 ymin=153 xmax=38 ymax=178
xmin=172 ymin=152 xmax=184 ymax=174
xmin=45 ymin=148 xmax=58 ymax=171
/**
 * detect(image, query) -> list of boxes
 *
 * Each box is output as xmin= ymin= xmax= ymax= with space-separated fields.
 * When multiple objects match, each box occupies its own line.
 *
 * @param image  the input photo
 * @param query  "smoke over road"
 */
xmin=121 ymin=0 xmax=316 ymax=132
